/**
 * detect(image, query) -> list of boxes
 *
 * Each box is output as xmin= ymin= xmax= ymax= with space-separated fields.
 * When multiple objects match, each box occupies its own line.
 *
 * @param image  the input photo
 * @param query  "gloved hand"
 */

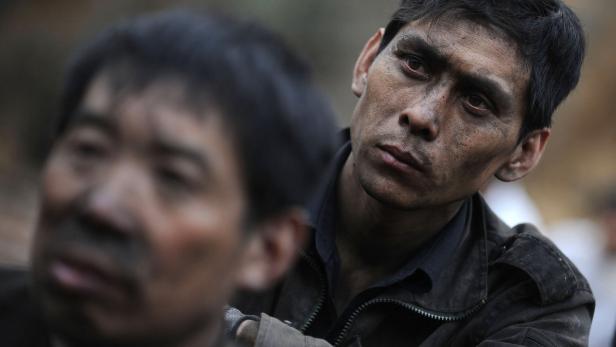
xmin=223 ymin=306 xmax=260 ymax=342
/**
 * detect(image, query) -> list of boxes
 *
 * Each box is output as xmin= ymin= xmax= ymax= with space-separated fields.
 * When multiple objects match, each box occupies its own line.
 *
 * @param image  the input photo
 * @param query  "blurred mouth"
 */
xmin=376 ymin=144 xmax=429 ymax=174
xmin=45 ymin=248 xmax=136 ymax=303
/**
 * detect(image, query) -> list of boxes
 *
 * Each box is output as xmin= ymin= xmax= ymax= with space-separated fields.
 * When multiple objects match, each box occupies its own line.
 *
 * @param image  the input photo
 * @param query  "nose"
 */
xmin=398 ymin=90 xmax=444 ymax=142
xmin=80 ymin=163 xmax=141 ymax=237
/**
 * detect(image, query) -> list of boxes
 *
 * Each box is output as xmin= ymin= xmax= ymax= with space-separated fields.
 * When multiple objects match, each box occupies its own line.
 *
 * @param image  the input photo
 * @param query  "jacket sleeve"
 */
xmin=254 ymin=313 xmax=333 ymax=347
xmin=477 ymin=297 xmax=593 ymax=347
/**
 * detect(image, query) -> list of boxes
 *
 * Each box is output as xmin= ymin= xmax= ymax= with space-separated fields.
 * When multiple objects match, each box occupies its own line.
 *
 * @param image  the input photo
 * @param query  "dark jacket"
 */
xmin=234 ymin=194 xmax=594 ymax=347
xmin=0 ymin=267 xmax=52 ymax=347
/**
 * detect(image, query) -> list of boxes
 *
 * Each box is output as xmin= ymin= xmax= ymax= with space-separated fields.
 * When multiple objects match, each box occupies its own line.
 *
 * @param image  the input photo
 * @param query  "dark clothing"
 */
xmin=234 ymin=138 xmax=595 ymax=347
xmin=0 ymin=268 xmax=236 ymax=347
xmin=313 ymin=141 xmax=468 ymax=301
xmin=0 ymin=267 xmax=52 ymax=347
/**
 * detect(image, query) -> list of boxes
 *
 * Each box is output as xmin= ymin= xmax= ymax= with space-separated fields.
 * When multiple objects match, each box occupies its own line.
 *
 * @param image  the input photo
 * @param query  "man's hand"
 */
xmin=224 ymin=306 xmax=260 ymax=345
xmin=236 ymin=319 xmax=260 ymax=345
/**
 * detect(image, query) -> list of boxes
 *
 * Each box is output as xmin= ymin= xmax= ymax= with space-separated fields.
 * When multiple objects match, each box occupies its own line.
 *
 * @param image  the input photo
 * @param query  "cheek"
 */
xmin=39 ymin=156 xmax=85 ymax=220
xmin=147 ymin=203 xmax=244 ymax=278
xmin=353 ymin=64 xmax=400 ymax=134
xmin=139 ymin=203 xmax=245 ymax=323
xmin=444 ymin=125 xmax=513 ymax=183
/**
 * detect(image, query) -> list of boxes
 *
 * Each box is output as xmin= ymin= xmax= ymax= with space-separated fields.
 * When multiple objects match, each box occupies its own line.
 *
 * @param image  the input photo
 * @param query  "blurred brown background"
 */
xmin=0 ymin=0 xmax=614 ymax=265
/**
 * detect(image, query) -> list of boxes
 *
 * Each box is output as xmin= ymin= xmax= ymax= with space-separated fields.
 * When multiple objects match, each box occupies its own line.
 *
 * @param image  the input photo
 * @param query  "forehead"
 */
xmin=392 ymin=17 xmax=529 ymax=99
xmin=73 ymin=72 xmax=240 ymax=167
xmin=78 ymin=71 xmax=220 ymax=138
xmin=82 ymin=69 xmax=199 ymax=120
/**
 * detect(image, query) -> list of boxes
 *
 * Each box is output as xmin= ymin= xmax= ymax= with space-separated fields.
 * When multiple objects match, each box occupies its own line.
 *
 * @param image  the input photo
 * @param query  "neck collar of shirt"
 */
xmin=307 ymin=135 xmax=469 ymax=295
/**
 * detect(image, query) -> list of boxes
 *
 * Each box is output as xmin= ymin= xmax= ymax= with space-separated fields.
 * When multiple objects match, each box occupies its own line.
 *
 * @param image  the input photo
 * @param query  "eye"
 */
xmin=155 ymin=165 xmax=198 ymax=198
xmin=72 ymin=140 xmax=106 ymax=159
xmin=407 ymin=56 xmax=422 ymax=71
xmin=463 ymin=93 xmax=494 ymax=117
xmin=400 ymin=54 xmax=430 ymax=80
xmin=157 ymin=167 xmax=189 ymax=187
xmin=64 ymin=130 xmax=110 ymax=163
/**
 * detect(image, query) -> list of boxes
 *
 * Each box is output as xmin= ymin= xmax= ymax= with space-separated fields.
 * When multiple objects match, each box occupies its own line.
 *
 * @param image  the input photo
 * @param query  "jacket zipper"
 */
xmin=299 ymin=253 xmax=327 ymax=333
xmin=332 ymin=297 xmax=487 ymax=346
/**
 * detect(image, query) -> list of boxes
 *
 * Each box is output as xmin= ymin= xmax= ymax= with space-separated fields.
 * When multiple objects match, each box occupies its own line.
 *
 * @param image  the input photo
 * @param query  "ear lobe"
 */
xmin=235 ymin=208 xmax=308 ymax=291
xmin=496 ymin=129 xmax=550 ymax=182
xmin=351 ymin=28 xmax=385 ymax=97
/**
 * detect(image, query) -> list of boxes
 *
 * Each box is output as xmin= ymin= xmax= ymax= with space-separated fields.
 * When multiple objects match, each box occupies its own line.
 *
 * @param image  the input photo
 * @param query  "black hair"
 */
xmin=55 ymin=10 xmax=339 ymax=223
xmin=379 ymin=0 xmax=585 ymax=139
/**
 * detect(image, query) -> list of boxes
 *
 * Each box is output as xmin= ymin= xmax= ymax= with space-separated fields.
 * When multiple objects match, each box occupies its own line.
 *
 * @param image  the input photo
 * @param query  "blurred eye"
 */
xmin=64 ymin=129 xmax=110 ymax=163
xmin=71 ymin=140 xmax=106 ymax=159
xmin=155 ymin=166 xmax=195 ymax=195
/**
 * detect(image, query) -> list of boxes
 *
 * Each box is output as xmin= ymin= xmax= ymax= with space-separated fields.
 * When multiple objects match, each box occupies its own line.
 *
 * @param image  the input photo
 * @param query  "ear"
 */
xmin=351 ymin=28 xmax=385 ymax=97
xmin=495 ymin=128 xmax=550 ymax=182
xmin=235 ymin=208 xmax=308 ymax=290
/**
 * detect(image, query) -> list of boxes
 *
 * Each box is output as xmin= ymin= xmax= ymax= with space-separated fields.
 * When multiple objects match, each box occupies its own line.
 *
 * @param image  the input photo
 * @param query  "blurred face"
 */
xmin=350 ymin=18 xmax=531 ymax=209
xmin=31 ymin=73 xmax=249 ymax=345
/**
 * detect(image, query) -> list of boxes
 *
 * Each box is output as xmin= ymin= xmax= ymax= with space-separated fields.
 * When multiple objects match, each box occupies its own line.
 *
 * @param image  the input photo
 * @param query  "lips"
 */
xmin=46 ymin=248 xmax=133 ymax=302
xmin=377 ymin=144 xmax=428 ymax=173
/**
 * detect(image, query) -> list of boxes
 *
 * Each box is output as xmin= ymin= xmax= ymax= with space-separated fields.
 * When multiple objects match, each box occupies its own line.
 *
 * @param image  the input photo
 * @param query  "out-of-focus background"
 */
xmin=1 ymin=0 xmax=615 ymax=344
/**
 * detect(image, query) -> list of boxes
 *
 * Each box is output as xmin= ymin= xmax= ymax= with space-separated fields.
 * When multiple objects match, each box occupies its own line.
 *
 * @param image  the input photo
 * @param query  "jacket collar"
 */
xmin=386 ymin=193 xmax=491 ymax=315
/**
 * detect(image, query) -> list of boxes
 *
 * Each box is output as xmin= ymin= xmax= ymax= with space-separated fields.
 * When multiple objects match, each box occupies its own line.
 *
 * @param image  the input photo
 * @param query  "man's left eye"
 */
xmin=467 ymin=94 xmax=488 ymax=109
xmin=156 ymin=167 xmax=192 ymax=191
xmin=463 ymin=94 xmax=494 ymax=116
xmin=406 ymin=56 xmax=423 ymax=71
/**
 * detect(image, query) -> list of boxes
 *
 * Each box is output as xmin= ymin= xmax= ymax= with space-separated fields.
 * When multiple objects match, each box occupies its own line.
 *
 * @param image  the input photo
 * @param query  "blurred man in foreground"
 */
xmin=232 ymin=0 xmax=595 ymax=346
xmin=0 ymin=10 xmax=338 ymax=347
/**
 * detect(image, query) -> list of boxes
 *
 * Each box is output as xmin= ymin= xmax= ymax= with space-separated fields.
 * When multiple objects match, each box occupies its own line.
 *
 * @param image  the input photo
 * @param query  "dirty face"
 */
xmin=31 ymin=72 xmax=248 ymax=345
xmin=350 ymin=18 xmax=530 ymax=210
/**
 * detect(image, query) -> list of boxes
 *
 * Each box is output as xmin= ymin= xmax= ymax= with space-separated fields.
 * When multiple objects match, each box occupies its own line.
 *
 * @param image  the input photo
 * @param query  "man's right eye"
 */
xmin=400 ymin=54 xmax=430 ymax=81
xmin=70 ymin=140 xmax=107 ymax=159
xmin=62 ymin=129 xmax=111 ymax=163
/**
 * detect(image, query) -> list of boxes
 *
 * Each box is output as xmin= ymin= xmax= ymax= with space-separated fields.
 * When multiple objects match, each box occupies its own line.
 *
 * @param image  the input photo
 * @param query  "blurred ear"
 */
xmin=496 ymin=128 xmax=550 ymax=182
xmin=351 ymin=28 xmax=384 ymax=97
xmin=235 ymin=208 xmax=308 ymax=290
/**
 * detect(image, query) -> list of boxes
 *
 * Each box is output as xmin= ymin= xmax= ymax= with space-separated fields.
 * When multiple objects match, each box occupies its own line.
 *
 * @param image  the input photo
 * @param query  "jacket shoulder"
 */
xmin=489 ymin=221 xmax=592 ymax=305
xmin=0 ymin=266 xmax=30 ymax=310
xmin=0 ymin=267 xmax=53 ymax=346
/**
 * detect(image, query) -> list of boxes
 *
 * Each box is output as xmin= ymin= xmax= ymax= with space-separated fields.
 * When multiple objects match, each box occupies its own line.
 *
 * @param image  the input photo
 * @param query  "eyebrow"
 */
xmin=151 ymin=141 xmax=212 ymax=174
xmin=395 ymin=34 xmax=448 ymax=69
xmin=395 ymin=33 xmax=513 ymax=112
xmin=66 ymin=110 xmax=118 ymax=136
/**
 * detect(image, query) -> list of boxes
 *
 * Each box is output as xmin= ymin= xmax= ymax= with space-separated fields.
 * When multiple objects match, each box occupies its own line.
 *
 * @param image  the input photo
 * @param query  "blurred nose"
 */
xmin=81 ymin=163 xmax=141 ymax=237
xmin=398 ymin=88 xmax=445 ymax=142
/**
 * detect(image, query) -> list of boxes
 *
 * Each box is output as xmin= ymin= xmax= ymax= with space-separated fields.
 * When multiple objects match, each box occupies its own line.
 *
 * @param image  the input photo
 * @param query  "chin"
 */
xmin=357 ymin=172 xmax=426 ymax=211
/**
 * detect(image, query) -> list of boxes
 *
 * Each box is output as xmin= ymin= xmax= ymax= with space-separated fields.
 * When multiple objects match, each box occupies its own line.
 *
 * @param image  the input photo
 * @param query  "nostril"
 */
xmin=399 ymin=114 xmax=410 ymax=128
xmin=420 ymin=128 xmax=433 ymax=140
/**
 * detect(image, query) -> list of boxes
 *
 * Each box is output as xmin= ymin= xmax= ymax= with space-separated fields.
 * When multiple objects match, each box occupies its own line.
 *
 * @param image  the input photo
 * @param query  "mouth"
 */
xmin=45 ymin=248 xmax=134 ymax=303
xmin=376 ymin=144 xmax=428 ymax=174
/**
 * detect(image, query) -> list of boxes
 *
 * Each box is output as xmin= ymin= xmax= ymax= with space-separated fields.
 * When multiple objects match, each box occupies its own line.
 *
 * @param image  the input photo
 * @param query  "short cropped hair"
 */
xmin=379 ymin=0 xmax=585 ymax=139
xmin=54 ymin=10 xmax=339 ymax=223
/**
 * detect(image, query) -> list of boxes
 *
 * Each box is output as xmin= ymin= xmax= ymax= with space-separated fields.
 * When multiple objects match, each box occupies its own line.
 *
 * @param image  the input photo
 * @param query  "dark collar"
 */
xmin=307 ymin=133 xmax=468 ymax=294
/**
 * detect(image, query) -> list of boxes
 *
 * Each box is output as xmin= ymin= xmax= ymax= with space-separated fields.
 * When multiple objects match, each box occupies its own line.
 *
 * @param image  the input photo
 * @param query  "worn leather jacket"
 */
xmin=234 ymin=194 xmax=594 ymax=347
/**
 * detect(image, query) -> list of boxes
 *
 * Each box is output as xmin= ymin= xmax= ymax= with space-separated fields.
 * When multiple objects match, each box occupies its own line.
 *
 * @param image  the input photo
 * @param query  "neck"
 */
xmin=336 ymin=153 xmax=463 ymax=274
